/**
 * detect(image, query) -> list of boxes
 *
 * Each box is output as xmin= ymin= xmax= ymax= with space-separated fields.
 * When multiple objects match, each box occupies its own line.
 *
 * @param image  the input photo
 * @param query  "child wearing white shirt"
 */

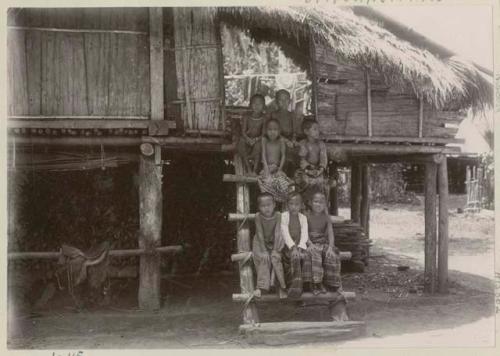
xmin=281 ymin=192 xmax=313 ymax=298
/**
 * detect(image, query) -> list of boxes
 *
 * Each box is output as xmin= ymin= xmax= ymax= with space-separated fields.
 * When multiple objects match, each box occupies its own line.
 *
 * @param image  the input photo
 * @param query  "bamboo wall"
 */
xmin=173 ymin=8 xmax=225 ymax=131
xmin=7 ymin=8 xmax=150 ymax=117
xmin=313 ymin=42 xmax=461 ymax=140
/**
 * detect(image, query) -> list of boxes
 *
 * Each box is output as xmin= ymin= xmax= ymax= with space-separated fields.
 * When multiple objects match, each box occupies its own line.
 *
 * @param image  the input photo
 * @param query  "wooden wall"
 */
xmin=313 ymin=42 xmax=460 ymax=140
xmin=7 ymin=8 xmax=150 ymax=117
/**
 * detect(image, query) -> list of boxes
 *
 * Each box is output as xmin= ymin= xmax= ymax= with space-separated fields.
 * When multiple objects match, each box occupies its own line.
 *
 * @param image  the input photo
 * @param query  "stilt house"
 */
xmin=7 ymin=6 xmax=492 ymax=323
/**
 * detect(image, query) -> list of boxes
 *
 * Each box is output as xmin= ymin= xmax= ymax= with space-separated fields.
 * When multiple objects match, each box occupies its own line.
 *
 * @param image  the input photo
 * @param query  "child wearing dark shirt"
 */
xmin=252 ymin=193 xmax=287 ymax=299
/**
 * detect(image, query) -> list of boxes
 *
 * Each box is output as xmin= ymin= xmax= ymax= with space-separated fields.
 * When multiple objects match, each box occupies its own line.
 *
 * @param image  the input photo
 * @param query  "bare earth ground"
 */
xmin=7 ymin=195 xmax=496 ymax=349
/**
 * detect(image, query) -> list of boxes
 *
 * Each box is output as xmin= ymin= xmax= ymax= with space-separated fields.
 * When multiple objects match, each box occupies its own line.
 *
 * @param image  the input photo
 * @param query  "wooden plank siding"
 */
xmin=7 ymin=8 xmax=150 ymax=118
xmin=312 ymin=41 xmax=461 ymax=141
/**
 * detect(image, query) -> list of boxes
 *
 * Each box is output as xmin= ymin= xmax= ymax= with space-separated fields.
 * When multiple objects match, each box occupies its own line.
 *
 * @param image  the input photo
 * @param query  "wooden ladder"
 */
xmin=224 ymin=154 xmax=365 ymax=345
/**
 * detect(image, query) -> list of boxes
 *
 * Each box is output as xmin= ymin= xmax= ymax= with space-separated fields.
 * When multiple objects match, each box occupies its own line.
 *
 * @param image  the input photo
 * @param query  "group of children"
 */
xmin=237 ymin=89 xmax=330 ymax=204
xmin=237 ymin=89 xmax=341 ymax=298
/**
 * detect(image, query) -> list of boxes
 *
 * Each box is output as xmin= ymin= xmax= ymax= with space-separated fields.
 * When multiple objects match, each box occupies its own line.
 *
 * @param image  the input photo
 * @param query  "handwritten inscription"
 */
xmin=52 ymin=352 xmax=83 ymax=356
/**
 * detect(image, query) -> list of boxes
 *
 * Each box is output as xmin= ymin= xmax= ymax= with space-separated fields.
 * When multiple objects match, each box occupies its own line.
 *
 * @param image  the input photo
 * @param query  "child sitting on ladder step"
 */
xmin=280 ymin=191 xmax=313 ymax=298
xmin=305 ymin=191 xmax=342 ymax=295
xmin=252 ymin=192 xmax=287 ymax=299
xmin=257 ymin=118 xmax=293 ymax=204
xmin=236 ymin=94 xmax=266 ymax=175
xmin=294 ymin=119 xmax=330 ymax=203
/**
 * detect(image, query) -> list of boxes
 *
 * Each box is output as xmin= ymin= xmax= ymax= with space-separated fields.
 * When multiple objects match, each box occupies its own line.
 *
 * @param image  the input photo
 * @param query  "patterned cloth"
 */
xmin=282 ymin=247 xmax=312 ymax=298
xmin=257 ymin=170 xmax=293 ymax=203
xmin=308 ymin=243 xmax=341 ymax=288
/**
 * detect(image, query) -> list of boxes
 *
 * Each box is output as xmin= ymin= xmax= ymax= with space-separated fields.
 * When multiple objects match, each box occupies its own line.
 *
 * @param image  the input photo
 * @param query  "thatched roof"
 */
xmin=217 ymin=6 xmax=492 ymax=111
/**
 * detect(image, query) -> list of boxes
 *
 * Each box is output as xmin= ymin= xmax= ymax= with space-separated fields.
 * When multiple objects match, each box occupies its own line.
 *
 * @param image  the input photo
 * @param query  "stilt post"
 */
xmin=350 ymin=163 xmax=362 ymax=223
xmin=234 ymin=155 xmax=259 ymax=324
xmin=438 ymin=155 xmax=449 ymax=293
xmin=424 ymin=159 xmax=438 ymax=293
xmin=329 ymin=163 xmax=339 ymax=216
xmin=360 ymin=164 xmax=370 ymax=238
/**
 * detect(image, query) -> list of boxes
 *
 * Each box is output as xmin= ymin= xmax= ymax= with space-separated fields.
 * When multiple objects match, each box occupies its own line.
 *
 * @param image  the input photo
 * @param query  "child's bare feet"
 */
xmin=253 ymin=289 xmax=262 ymax=298
xmin=312 ymin=283 xmax=321 ymax=296
xmin=319 ymin=283 xmax=327 ymax=294
xmin=278 ymin=287 xmax=287 ymax=299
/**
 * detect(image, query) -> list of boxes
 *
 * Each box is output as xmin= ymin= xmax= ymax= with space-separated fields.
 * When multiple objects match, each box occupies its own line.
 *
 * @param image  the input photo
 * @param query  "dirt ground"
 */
xmin=7 ymin=195 xmax=497 ymax=349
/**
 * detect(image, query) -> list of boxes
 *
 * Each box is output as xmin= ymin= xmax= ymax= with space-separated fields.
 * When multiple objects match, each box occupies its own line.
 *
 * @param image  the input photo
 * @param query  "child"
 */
xmin=295 ymin=119 xmax=329 ymax=202
xmin=268 ymin=89 xmax=300 ymax=174
xmin=257 ymin=119 xmax=293 ymax=203
xmin=305 ymin=191 xmax=342 ymax=295
xmin=252 ymin=192 xmax=287 ymax=299
xmin=236 ymin=94 xmax=266 ymax=174
xmin=280 ymin=192 xmax=313 ymax=298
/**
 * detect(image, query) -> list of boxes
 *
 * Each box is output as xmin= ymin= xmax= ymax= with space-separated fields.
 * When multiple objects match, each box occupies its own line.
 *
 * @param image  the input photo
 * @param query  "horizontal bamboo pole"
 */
xmin=321 ymin=134 xmax=464 ymax=145
xmin=327 ymin=143 xmax=460 ymax=156
xmin=228 ymin=213 xmax=346 ymax=224
xmin=8 ymin=246 xmax=183 ymax=260
xmin=9 ymin=136 xmax=142 ymax=147
xmin=8 ymin=26 xmax=147 ymax=35
xmin=232 ymin=291 xmax=356 ymax=302
xmin=231 ymin=251 xmax=352 ymax=262
xmin=223 ymin=174 xmax=258 ymax=183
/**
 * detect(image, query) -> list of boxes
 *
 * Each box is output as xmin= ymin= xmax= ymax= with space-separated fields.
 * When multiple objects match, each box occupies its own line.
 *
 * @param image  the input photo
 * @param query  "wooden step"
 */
xmin=240 ymin=321 xmax=366 ymax=345
xmin=228 ymin=213 xmax=346 ymax=223
xmin=233 ymin=291 xmax=355 ymax=302
xmin=223 ymin=174 xmax=258 ymax=183
xmin=231 ymin=251 xmax=352 ymax=262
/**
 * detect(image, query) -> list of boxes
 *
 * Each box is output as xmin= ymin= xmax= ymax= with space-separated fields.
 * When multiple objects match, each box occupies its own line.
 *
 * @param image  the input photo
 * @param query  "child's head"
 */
xmin=287 ymin=192 xmax=303 ymax=215
xmin=265 ymin=118 xmax=281 ymax=140
xmin=275 ymin=89 xmax=291 ymax=111
xmin=257 ymin=192 xmax=276 ymax=217
xmin=302 ymin=119 xmax=320 ymax=140
xmin=310 ymin=191 xmax=327 ymax=214
xmin=249 ymin=94 xmax=265 ymax=114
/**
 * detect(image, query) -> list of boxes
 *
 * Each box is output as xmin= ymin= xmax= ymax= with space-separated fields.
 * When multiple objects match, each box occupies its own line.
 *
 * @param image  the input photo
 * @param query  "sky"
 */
xmin=376 ymin=5 xmax=493 ymax=71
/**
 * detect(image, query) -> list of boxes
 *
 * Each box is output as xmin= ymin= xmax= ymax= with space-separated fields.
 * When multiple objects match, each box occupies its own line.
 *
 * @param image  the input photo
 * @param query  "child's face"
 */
xmin=258 ymin=196 xmax=276 ymax=217
xmin=306 ymin=123 xmax=320 ymax=140
xmin=276 ymin=92 xmax=290 ymax=110
xmin=266 ymin=121 xmax=280 ymax=140
xmin=288 ymin=195 xmax=302 ymax=214
xmin=251 ymin=97 xmax=265 ymax=114
xmin=311 ymin=193 xmax=326 ymax=213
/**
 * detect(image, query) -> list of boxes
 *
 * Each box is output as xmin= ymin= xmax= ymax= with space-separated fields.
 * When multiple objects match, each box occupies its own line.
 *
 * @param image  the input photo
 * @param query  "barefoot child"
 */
xmin=236 ymin=94 xmax=266 ymax=174
xmin=305 ymin=191 xmax=342 ymax=295
xmin=281 ymin=192 xmax=313 ymax=298
xmin=257 ymin=119 xmax=293 ymax=203
xmin=295 ymin=119 xmax=329 ymax=202
xmin=252 ymin=193 xmax=287 ymax=299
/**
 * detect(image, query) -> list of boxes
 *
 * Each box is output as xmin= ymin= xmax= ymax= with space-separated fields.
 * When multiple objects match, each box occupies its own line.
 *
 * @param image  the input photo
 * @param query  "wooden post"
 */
xmin=138 ymin=154 xmax=163 ymax=310
xmin=137 ymin=7 xmax=165 ymax=310
xmin=424 ymin=160 xmax=438 ymax=293
xmin=365 ymin=71 xmax=372 ymax=137
xmin=360 ymin=164 xmax=370 ymax=238
xmin=234 ymin=155 xmax=259 ymax=324
xmin=418 ymin=98 xmax=424 ymax=138
xmin=350 ymin=163 xmax=362 ymax=223
xmin=329 ymin=163 xmax=339 ymax=216
xmin=438 ymin=156 xmax=449 ymax=293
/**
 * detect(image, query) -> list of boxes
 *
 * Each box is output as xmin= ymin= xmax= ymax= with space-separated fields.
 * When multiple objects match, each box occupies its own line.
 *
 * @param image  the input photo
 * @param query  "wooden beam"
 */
xmin=9 ymin=26 xmax=148 ymax=35
xmin=228 ymin=213 xmax=346 ymax=224
xmin=418 ymin=98 xmax=424 ymax=138
xmin=438 ymin=157 xmax=449 ymax=293
xmin=350 ymin=163 xmax=362 ymax=223
xmin=8 ymin=117 xmax=154 ymax=128
xmin=232 ymin=291 xmax=356 ymax=303
xmin=366 ymin=71 xmax=372 ymax=137
xmin=360 ymin=165 xmax=370 ymax=238
xmin=8 ymin=246 xmax=182 ymax=260
xmin=354 ymin=154 xmax=445 ymax=164
xmin=138 ymin=153 xmax=163 ymax=310
xmin=322 ymin=134 xmax=464 ymax=145
xmin=150 ymin=7 xmax=165 ymax=128
xmin=309 ymin=37 xmax=319 ymax=120
xmin=234 ymin=155 xmax=259 ymax=324
xmin=8 ymin=136 xmax=142 ymax=146
xmin=326 ymin=143 xmax=460 ymax=158
xmin=424 ymin=160 xmax=438 ymax=293
xmin=223 ymin=174 xmax=258 ymax=184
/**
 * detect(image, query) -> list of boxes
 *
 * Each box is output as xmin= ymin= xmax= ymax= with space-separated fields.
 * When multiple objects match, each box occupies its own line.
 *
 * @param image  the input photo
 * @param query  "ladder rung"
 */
xmin=232 ymin=291 xmax=356 ymax=302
